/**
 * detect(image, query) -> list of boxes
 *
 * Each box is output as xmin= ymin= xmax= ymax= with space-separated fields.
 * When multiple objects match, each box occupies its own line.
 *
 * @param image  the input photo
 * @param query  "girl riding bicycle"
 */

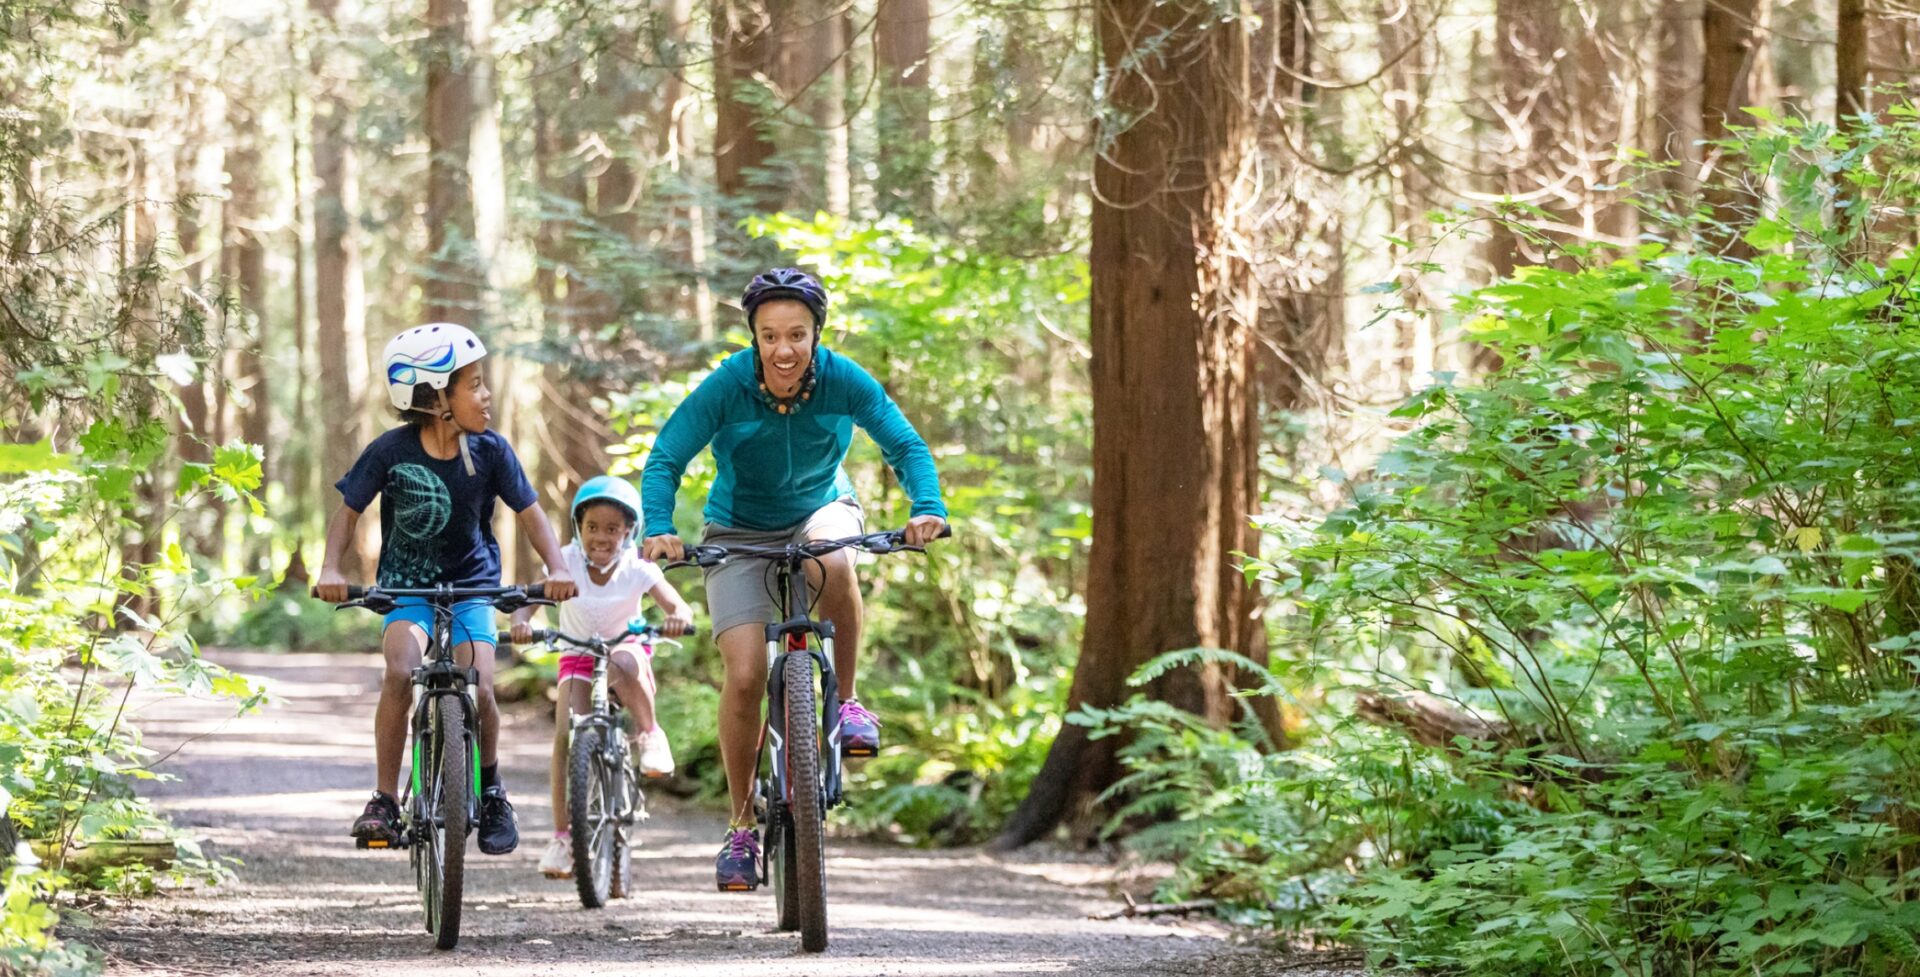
xmin=639 ymin=267 xmax=947 ymax=891
xmin=315 ymin=323 xmax=578 ymax=858
xmin=506 ymin=475 xmax=694 ymax=880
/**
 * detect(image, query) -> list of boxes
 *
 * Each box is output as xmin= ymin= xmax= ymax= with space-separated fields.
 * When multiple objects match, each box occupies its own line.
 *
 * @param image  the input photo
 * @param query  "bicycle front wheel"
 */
xmin=569 ymin=724 xmax=616 ymax=908
xmin=783 ymin=650 xmax=828 ymax=952
xmin=427 ymin=697 xmax=469 ymax=950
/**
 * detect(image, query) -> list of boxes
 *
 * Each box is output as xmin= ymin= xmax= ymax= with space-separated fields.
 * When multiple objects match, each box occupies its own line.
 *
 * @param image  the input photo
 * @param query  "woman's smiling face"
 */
xmin=753 ymin=299 xmax=816 ymax=398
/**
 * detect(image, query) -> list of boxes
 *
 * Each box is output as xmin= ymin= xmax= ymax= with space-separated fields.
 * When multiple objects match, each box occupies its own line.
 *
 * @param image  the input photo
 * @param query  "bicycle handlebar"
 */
xmin=312 ymin=583 xmax=552 ymax=613
xmin=664 ymin=525 xmax=952 ymax=571
xmin=495 ymin=622 xmax=697 ymax=648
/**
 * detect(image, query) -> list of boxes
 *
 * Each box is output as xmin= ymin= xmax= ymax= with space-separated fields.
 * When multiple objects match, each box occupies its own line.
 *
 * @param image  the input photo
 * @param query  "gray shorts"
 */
xmin=702 ymin=498 xmax=865 ymax=637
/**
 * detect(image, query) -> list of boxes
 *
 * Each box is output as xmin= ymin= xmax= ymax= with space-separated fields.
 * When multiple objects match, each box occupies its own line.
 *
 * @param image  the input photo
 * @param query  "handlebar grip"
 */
xmin=309 ymin=585 xmax=368 ymax=601
xmin=495 ymin=629 xmax=551 ymax=645
xmin=496 ymin=630 xmax=513 ymax=645
xmin=936 ymin=525 xmax=953 ymax=539
xmin=526 ymin=583 xmax=546 ymax=600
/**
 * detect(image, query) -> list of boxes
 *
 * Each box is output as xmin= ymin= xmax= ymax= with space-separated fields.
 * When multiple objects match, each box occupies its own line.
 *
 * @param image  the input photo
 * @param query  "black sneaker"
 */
xmin=478 ymin=785 xmax=520 ymax=855
xmin=351 ymin=791 xmax=402 ymax=849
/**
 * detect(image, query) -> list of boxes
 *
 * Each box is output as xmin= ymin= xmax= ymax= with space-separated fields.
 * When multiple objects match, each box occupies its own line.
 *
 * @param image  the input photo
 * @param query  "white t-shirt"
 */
xmin=555 ymin=541 xmax=665 ymax=641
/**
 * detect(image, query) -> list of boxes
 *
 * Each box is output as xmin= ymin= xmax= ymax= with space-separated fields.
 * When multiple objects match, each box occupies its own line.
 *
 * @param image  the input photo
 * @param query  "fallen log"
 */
xmin=1353 ymin=689 xmax=1510 ymax=749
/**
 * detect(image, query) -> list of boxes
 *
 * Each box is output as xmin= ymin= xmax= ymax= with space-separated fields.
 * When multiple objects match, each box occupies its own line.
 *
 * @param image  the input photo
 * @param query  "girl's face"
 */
xmin=754 ymin=299 xmax=816 ymax=397
xmin=444 ymin=363 xmax=492 ymax=433
xmin=577 ymin=502 xmax=633 ymax=566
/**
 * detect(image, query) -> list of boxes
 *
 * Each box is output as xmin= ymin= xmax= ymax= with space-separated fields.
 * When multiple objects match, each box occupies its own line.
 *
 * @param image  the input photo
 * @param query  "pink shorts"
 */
xmin=556 ymin=641 xmax=650 ymax=684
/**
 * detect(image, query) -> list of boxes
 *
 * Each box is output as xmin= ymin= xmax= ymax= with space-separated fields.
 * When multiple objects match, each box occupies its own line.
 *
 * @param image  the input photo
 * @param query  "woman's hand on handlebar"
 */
xmin=903 ymin=515 xmax=948 ymax=548
xmin=643 ymin=534 xmax=685 ymax=563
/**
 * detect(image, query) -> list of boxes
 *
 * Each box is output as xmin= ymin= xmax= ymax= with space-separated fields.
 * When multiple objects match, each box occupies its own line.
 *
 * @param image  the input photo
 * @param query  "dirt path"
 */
xmin=84 ymin=651 xmax=1359 ymax=976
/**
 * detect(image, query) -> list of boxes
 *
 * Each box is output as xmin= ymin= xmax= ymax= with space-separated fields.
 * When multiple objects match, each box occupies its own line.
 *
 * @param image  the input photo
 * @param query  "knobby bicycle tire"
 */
xmin=784 ymin=650 xmax=828 ymax=952
xmin=431 ymin=697 xmax=470 ymax=950
xmin=569 ymin=724 xmax=616 ymax=908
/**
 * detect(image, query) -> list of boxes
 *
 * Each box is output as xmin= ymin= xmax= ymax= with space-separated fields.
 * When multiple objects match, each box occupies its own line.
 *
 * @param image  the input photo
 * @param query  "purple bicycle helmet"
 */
xmin=742 ymin=267 xmax=829 ymax=328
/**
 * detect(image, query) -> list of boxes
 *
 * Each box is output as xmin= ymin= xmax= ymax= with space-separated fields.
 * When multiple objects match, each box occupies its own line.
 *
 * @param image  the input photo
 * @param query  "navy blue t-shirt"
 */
xmin=335 ymin=427 xmax=538 ymax=589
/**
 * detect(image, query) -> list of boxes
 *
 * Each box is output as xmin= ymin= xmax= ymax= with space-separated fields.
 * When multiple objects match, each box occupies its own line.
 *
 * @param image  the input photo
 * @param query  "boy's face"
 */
xmin=754 ymin=299 xmax=816 ymax=395
xmin=444 ymin=363 xmax=492 ymax=433
xmin=577 ymin=503 xmax=633 ymax=565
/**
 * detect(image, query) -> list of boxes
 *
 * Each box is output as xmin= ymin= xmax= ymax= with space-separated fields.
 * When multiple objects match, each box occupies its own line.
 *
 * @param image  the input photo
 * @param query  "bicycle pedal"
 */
xmin=843 ymin=746 xmax=877 ymax=758
xmin=356 ymin=837 xmax=395 ymax=850
xmin=718 ymin=882 xmax=758 ymax=892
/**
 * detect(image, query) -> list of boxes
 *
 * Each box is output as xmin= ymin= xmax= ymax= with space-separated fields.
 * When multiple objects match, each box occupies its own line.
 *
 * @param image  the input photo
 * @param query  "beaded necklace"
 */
xmin=753 ymin=344 xmax=818 ymax=415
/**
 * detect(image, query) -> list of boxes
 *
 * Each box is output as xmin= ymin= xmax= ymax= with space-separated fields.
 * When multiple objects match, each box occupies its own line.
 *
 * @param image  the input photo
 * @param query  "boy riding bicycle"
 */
xmin=506 ymin=475 xmax=694 ymax=879
xmin=314 ymin=323 xmax=577 ymax=857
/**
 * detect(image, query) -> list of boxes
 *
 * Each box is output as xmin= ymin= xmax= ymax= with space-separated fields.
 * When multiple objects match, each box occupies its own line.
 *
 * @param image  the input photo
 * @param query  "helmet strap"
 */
xmin=435 ymin=388 xmax=477 ymax=476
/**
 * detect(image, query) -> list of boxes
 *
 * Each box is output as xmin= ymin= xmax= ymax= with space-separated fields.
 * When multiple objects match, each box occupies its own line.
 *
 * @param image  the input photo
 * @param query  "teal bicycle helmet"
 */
xmin=571 ymin=476 xmax=642 ymax=539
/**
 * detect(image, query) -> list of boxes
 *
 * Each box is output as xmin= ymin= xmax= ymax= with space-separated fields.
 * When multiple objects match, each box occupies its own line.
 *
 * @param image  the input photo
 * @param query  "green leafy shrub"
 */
xmin=1093 ymin=111 xmax=1920 ymax=975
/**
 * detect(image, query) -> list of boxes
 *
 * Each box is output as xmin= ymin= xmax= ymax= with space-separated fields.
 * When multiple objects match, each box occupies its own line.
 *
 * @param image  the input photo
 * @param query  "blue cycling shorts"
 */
xmin=382 ymin=597 xmax=497 ymax=648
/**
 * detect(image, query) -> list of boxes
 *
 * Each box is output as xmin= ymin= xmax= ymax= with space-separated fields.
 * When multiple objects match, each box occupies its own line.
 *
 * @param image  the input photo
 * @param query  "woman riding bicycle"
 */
xmin=640 ymin=267 xmax=947 ymax=891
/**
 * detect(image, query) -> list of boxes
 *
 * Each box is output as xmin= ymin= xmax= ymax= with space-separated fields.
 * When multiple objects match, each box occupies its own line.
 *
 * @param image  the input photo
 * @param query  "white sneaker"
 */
xmin=538 ymin=835 xmax=572 ymax=879
xmin=636 ymin=726 xmax=675 ymax=778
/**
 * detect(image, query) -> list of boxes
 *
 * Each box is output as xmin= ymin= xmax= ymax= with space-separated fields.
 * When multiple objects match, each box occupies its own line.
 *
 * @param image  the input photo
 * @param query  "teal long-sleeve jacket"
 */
xmin=640 ymin=346 xmax=947 ymax=538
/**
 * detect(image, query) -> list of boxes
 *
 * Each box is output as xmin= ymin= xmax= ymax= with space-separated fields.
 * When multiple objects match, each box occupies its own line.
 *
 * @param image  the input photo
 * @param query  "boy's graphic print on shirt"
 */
xmin=336 ymin=427 xmax=538 ymax=590
xmin=384 ymin=463 xmax=452 ymax=587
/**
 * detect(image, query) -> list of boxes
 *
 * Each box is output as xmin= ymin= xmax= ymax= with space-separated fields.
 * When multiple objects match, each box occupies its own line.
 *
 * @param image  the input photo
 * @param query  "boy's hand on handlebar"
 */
xmin=541 ymin=568 xmax=577 ymax=602
xmin=643 ymin=534 xmax=685 ymax=563
xmin=314 ymin=569 xmax=351 ymax=604
xmin=903 ymin=515 xmax=948 ymax=548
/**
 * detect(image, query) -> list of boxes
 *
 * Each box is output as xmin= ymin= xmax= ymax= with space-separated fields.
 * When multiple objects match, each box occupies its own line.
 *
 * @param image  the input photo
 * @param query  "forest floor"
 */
xmin=79 ymin=650 xmax=1363 ymax=977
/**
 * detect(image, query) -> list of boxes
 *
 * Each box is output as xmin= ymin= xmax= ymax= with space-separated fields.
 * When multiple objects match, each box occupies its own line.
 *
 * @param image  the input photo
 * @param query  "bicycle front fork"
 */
xmin=764 ymin=625 xmax=846 ymax=813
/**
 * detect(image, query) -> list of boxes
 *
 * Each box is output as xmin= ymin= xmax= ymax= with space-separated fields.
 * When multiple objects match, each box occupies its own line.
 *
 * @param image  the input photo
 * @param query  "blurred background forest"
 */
xmin=7 ymin=0 xmax=1920 ymax=972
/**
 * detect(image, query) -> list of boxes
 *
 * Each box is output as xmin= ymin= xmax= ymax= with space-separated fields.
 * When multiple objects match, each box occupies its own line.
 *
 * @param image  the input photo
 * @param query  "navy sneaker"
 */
xmin=351 ymin=791 xmax=402 ymax=849
xmin=478 ymin=786 xmax=520 ymax=855
xmin=837 ymin=699 xmax=881 ymax=758
xmin=715 ymin=827 xmax=761 ymax=891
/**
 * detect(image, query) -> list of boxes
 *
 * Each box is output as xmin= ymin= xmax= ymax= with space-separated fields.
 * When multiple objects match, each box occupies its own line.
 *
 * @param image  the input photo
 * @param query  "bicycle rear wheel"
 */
xmin=569 ymin=725 xmax=616 ymax=908
xmin=426 ymin=697 xmax=469 ymax=950
xmin=783 ymin=650 xmax=828 ymax=952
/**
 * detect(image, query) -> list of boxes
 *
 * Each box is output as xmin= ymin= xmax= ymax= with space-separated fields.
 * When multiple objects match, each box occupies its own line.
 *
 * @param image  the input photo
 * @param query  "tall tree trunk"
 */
xmin=713 ymin=0 xmax=782 ymax=215
xmin=312 ymin=0 xmax=372 ymax=577
xmin=226 ymin=89 xmax=272 ymax=575
xmin=286 ymin=18 xmax=312 ymax=544
xmin=659 ymin=0 xmax=716 ymax=339
xmin=1701 ymin=0 xmax=1761 ymax=254
xmin=467 ymin=0 xmax=506 ymax=315
xmin=1838 ymin=0 xmax=1867 ymax=129
xmin=425 ymin=0 xmax=479 ymax=323
xmin=1650 ymin=0 xmax=1702 ymax=203
xmin=875 ymin=0 xmax=932 ymax=214
xmin=998 ymin=0 xmax=1263 ymax=849
xmin=1252 ymin=0 xmax=1345 ymax=400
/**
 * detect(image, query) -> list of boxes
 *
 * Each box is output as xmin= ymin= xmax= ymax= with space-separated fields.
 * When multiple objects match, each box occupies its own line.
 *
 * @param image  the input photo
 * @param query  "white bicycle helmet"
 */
xmin=382 ymin=323 xmax=487 ymax=412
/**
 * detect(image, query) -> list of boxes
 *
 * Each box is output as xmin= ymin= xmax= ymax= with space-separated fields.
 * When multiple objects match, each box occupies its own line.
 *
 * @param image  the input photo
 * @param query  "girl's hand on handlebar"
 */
xmin=541 ymin=568 xmax=577 ymax=602
xmin=314 ymin=569 xmax=351 ymax=604
xmin=903 ymin=515 xmax=947 ymax=548
xmin=510 ymin=619 xmax=537 ymax=645
xmin=658 ymin=608 xmax=694 ymax=637
xmin=643 ymin=534 xmax=685 ymax=563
